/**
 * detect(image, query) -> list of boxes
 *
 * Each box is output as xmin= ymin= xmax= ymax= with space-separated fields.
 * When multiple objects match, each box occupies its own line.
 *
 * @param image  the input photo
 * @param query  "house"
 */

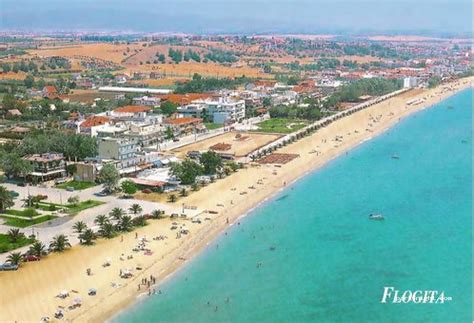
xmin=79 ymin=116 xmax=110 ymax=136
xmin=180 ymin=96 xmax=246 ymax=124
xmin=23 ymin=153 xmax=66 ymax=182
xmin=132 ymin=96 xmax=161 ymax=107
xmin=114 ymin=74 xmax=129 ymax=84
xmin=164 ymin=117 xmax=204 ymax=135
xmin=42 ymin=86 xmax=60 ymax=99
xmin=108 ymin=105 xmax=152 ymax=121
xmin=73 ymin=162 xmax=98 ymax=182
xmin=98 ymin=137 xmax=138 ymax=161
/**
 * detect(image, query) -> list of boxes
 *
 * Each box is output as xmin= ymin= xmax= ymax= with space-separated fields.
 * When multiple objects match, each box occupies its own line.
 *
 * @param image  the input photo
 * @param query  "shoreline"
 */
xmin=0 ymin=77 xmax=472 ymax=322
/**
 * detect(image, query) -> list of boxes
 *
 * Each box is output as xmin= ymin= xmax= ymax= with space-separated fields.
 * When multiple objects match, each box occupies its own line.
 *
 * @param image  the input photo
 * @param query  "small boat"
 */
xmin=369 ymin=213 xmax=384 ymax=220
xmin=391 ymin=155 xmax=400 ymax=159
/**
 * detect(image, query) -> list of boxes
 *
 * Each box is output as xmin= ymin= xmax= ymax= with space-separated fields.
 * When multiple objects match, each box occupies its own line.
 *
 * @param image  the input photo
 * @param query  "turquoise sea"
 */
xmin=115 ymin=89 xmax=472 ymax=323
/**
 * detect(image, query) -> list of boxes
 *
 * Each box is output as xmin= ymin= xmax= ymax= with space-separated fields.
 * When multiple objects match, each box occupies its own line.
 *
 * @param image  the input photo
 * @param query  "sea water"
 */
xmin=115 ymin=89 xmax=472 ymax=323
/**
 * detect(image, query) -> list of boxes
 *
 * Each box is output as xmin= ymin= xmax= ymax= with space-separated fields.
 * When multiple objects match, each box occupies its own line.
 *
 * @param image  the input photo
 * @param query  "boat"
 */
xmin=391 ymin=154 xmax=400 ymax=159
xmin=369 ymin=213 xmax=384 ymax=220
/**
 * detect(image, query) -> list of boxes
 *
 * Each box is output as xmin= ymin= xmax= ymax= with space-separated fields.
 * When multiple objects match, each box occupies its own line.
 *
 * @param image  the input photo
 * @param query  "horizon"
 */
xmin=0 ymin=0 xmax=472 ymax=37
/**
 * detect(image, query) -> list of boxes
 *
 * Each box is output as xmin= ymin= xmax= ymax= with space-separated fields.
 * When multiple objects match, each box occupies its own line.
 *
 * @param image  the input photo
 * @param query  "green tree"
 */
xmin=160 ymin=101 xmax=179 ymax=116
xmin=7 ymin=252 xmax=23 ymax=266
xmin=49 ymin=234 xmax=71 ymax=252
xmin=0 ymin=186 xmax=15 ymax=212
xmin=168 ymin=194 xmax=177 ymax=203
xmin=7 ymin=228 xmax=24 ymax=243
xmin=151 ymin=209 xmax=164 ymax=219
xmin=200 ymin=151 xmax=223 ymax=175
xmin=129 ymin=203 xmax=142 ymax=215
xmin=118 ymin=215 xmax=133 ymax=232
xmin=78 ymin=229 xmax=96 ymax=246
xmin=28 ymin=241 xmax=46 ymax=258
xmin=94 ymin=214 xmax=109 ymax=226
xmin=170 ymin=160 xmax=204 ymax=185
xmin=24 ymin=74 xmax=35 ymax=88
xmin=99 ymin=222 xmax=116 ymax=238
xmin=72 ymin=221 xmax=87 ymax=234
xmin=98 ymin=164 xmax=120 ymax=192
xmin=0 ymin=153 xmax=32 ymax=179
xmin=121 ymin=180 xmax=138 ymax=196
xmin=67 ymin=195 xmax=80 ymax=206
xmin=109 ymin=207 xmax=125 ymax=221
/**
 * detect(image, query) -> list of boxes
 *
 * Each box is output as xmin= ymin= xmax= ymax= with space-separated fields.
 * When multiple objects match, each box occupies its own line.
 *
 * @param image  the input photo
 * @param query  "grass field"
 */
xmin=56 ymin=180 xmax=97 ymax=190
xmin=204 ymin=123 xmax=224 ymax=130
xmin=0 ymin=215 xmax=58 ymax=228
xmin=254 ymin=118 xmax=309 ymax=134
xmin=0 ymin=234 xmax=35 ymax=253
xmin=66 ymin=200 xmax=104 ymax=215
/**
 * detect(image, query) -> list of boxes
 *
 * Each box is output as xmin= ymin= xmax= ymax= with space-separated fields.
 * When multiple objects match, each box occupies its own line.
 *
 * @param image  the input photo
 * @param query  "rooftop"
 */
xmin=80 ymin=116 xmax=109 ymax=128
xmin=165 ymin=117 xmax=203 ymax=125
xmin=113 ymin=105 xmax=151 ymax=114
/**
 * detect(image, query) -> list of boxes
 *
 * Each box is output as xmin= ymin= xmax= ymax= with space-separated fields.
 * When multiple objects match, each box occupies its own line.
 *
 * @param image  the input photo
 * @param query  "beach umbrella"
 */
xmin=73 ymin=297 xmax=82 ymax=305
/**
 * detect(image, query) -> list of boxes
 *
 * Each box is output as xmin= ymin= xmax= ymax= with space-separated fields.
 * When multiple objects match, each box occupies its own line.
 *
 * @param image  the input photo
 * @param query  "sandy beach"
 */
xmin=0 ymin=77 xmax=472 ymax=322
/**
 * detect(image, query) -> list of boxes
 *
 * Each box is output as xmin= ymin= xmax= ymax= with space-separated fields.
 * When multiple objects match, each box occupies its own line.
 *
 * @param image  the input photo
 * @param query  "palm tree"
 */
xmin=7 ymin=252 xmax=22 ymax=266
xmin=94 ymin=214 xmax=109 ymax=227
xmin=72 ymin=221 xmax=87 ymax=234
xmin=100 ymin=222 xmax=116 ymax=239
xmin=129 ymin=203 xmax=142 ymax=215
xmin=118 ymin=215 xmax=133 ymax=232
xmin=133 ymin=215 xmax=147 ymax=227
xmin=180 ymin=188 xmax=188 ymax=197
xmin=109 ymin=207 xmax=125 ymax=221
xmin=49 ymin=234 xmax=71 ymax=252
xmin=79 ymin=229 xmax=96 ymax=246
xmin=168 ymin=194 xmax=177 ymax=203
xmin=7 ymin=228 xmax=24 ymax=243
xmin=0 ymin=185 xmax=14 ymax=212
xmin=28 ymin=241 xmax=46 ymax=258
xmin=191 ymin=183 xmax=199 ymax=191
xmin=151 ymin=209 xmax=164 ymax=219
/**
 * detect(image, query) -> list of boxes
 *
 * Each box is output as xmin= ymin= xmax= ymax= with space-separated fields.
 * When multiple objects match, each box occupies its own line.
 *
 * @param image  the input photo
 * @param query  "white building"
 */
xmin=132 ymin=96 xmax=161 ymax=107
xmin=179 ymin=97 xmax=245 ymax=124
xmin=403 ymin=77 xmax=419 ymax=88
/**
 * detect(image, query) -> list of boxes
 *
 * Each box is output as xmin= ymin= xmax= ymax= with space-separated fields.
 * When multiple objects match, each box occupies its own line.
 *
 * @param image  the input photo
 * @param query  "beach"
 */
xmin=0 ymin=77 xmax=472 ymax=322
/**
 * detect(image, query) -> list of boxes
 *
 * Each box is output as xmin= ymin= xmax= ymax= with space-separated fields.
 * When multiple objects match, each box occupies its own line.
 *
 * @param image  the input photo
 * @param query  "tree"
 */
xmin=28 ymin=241 xmax=46 ymax=258
xmin=79 ymin=229 xmax=96 ymax=246
xmin=49 ymin=234 xmax=71 ymax=252
xmin=180 ymin=188 xmax=188 ymax=197
xmin=165 ymin=126 xmax=174 ymax=139
xmin=99 ymin=222 xmax=116 ymax=238
xmin=94 ymin=214 xmax=109 ymax=226
xmin=170 ymin=160 xmax=204 ymax=185
xmin=24 ymin=74 xmax=35 ymax=88
xmin=151 ymin=209 xmax=164 ymax=219
xmin=0 ymin=186 xmax=14 ymax=212
xmin=7 ymin=252 xmax=23 ymax=266
xmin=0 ymin=153 xmax=32 ymax=179
xmin=168 ymin=194 xmax=177 ymax=203
xmin=72 ymin=221 xmax=87 ymax=234
xmin=158 ymin=53 xmax=166 ymax=63
xmin=67 ymin=195 xmax=80 ymax=206
xmin=121 ymin=180 xmax=138 ymax=196
xmin=133 ymin=215 xmax=147 ymax=227
xmin=109 ymin=207 xmax=125 ymax=221
xmin=7 ymin=228 xmax=24 ymax=243
xmin=160 ymin=101 xmax=178 ymax=116
xmin=118 ymin=215 xmax=133 ymax=232
xmin=98 ymin=164 xmax=120 ymax=192
xmin=129 ymin=203 xmax=142 ymax=215
xmin=200 ymin=151 xmax=223 ymax=175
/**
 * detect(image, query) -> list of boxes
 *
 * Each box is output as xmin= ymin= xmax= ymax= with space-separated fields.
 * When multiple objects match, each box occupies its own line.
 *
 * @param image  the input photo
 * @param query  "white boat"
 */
xmin=369 ymin=213 xmax=384 ymax=220
xmin=391 ymin=155 xmax=400 ymax=159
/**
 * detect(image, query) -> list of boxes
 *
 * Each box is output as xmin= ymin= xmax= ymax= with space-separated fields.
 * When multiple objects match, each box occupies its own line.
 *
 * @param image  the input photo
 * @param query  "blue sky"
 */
xmin=0 ymin=0 xmax=471 ymax=35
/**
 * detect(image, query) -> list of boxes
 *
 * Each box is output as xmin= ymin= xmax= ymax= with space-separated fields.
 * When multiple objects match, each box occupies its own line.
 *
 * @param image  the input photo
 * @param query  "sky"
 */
xmin=0 ymin=0 xmax=472 ymax=36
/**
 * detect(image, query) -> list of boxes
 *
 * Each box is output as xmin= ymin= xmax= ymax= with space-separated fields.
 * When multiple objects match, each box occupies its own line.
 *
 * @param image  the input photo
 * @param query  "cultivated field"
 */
xmin=173 ymin=131 xmax=282 ymax=158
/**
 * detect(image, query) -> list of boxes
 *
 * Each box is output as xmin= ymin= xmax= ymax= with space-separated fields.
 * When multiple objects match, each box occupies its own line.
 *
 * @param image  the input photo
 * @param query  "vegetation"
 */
xmin=175 ymin=73 xmax=251 ymax=94
xmin=0 ymin=215 xmax=57 ymax=228
xmin=200 ymin=151 xmax=223 ymax=175
xmin=97 ymin=164 xmax=120 ymax=192
xmin=0 ymin=233 xmax=34 ymax=253
xmin=428 ymin=76 xmax=442 ymax=88
xmin=170 ymin=159 xmax=204 ymax=185
xmin=28 ymin=241 xmax=47 ymax=258
xmin=49 ymin=234 xmax=71 ymax=252
xmin=256 ymin=118 xmax=308 ymax=134
xmin=121 ymin=180 xmax=138 ymax=196
xmin=324 ymin=78 xmax=402 ymax=108
xmin=269 ymin=104 xmax=323 ymax=121
xmin=0 ymin=185 xmax=15 ymax=212
xmin=6 ymin=252 xmax=23 ymax=266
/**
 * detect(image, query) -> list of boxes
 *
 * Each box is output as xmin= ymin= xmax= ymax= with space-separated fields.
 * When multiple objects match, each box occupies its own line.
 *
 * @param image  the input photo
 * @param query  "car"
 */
xmin=9 ymin=190 xmax=19 ymax=198
xmin=173 ymin=138 xmax=180 ymax=142
xmin=17 ymin=182 xmax=26 ymax=187
xmin=23 ymin=254 xmax=40 ymax=262
xmin=66 ymin=186 xmax=75 ymax=192
xmin=0 ymin=263 xmax=19 ymax=271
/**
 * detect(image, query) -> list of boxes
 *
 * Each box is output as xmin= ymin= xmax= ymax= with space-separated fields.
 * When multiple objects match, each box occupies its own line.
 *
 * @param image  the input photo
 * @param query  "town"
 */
xmin=0 ymin=33 xmax=472 ymax=267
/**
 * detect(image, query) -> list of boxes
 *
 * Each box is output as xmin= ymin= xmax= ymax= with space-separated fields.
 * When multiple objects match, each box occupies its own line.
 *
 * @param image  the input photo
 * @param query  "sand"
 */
xmin=0 ymin=77 xmax=471 ymax=322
